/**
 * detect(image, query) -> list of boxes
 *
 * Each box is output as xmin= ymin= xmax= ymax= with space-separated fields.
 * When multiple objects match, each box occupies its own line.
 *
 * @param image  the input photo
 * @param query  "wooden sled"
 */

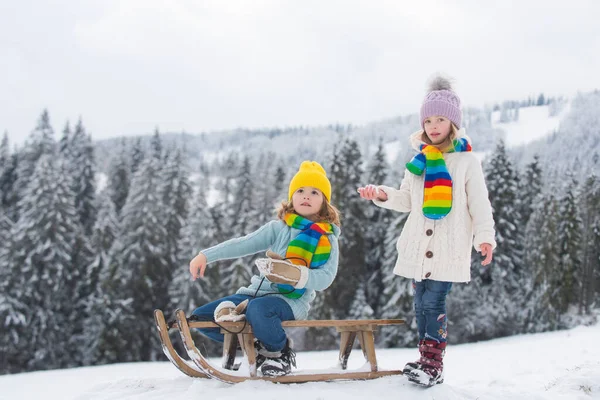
xmin=162 ymin=308 xmax=405 ymax=383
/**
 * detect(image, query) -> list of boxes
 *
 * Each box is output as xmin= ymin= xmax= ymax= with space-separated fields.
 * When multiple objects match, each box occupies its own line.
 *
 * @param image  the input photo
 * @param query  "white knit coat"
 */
xmin=373 ymin=130 xmax=497 ymax=283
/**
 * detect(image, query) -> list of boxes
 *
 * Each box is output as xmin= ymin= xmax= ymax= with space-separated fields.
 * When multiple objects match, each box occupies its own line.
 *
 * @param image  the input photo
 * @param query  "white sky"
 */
xmin=1 ymin=0 xmax=599 ymax=146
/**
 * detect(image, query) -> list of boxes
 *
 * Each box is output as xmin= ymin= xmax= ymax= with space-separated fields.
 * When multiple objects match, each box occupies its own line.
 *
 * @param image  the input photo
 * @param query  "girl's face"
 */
xmin=291 ymin=186 xmax=324 ymax=219
xmin=423 ymin=115 xmax=452 ymax=146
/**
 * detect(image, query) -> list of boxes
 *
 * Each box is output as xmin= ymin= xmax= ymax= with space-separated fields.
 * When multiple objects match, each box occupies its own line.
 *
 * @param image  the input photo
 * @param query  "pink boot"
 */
xmin=406 ymin=340 xmax=446 ymax=387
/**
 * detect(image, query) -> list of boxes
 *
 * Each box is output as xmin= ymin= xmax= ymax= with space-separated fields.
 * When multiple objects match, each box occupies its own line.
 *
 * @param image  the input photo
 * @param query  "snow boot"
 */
xmin=403 ymin=339 xmax=425 ymax=375
xmin=253 ymin=339 xmax=267 ymax=370
xmin=406 ymin=340 xmax=446 ymax=387
xmin=260 ymin=339 xmax=297 ymax=377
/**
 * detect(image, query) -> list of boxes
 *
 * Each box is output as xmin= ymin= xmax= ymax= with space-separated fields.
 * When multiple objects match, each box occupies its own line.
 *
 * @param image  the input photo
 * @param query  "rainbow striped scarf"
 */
xmin=406 ymin=138 xmax=472 ymax=220
xmin=278 ymin=213 xmax=333 ymax=299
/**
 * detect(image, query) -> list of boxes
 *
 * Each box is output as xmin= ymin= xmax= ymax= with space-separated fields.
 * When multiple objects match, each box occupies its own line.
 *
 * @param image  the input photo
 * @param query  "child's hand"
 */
xmin=189 ymin=253 xmax=207 ymax=280
xmin=357 ymin=184 xmax=388 ymax=201
xmin=479 ymin=244 xmax=493 ymax=266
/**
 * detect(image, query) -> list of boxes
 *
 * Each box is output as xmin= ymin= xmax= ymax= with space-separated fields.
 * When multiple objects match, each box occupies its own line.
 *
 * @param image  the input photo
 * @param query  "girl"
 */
xmin=357 ymin=76 xmax=496 ymax=387
xmin=188 ymin=161 xmax=341 ymax=377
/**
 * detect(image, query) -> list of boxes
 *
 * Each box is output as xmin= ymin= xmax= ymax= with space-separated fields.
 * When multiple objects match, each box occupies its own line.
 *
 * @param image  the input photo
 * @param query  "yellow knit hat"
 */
xmin=288 ymin=161 xmax=331 ymax=202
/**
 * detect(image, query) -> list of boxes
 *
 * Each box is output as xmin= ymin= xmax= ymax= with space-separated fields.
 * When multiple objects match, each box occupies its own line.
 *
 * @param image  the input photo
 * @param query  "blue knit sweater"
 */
xmin=201 ymin=219 xmax=341 ymax=320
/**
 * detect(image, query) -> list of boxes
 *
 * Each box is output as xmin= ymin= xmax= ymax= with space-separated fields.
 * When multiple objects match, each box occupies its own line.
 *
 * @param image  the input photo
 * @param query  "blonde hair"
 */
xmin=276 ymin=198 xmax=341 ymax=227
xmin=420 ymin=123 xmax=460 ymax=150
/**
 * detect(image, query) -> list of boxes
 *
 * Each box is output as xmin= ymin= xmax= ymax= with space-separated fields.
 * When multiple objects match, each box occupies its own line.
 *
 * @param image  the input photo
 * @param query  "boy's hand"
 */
xmin=357 ymin=184 xmax=388 ymax=201
xmin=479 ymin=244 xmax=493 ymax=266
xmin=189 ymin=253 xmax=207 ymax=280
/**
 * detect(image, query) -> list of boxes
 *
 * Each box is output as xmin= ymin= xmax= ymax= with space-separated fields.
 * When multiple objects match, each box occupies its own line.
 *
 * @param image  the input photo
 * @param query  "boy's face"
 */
xmin=291 ymin=186 xmax=324 ymax=220
xmin=423 ymin=115 xmax=452 ymax=145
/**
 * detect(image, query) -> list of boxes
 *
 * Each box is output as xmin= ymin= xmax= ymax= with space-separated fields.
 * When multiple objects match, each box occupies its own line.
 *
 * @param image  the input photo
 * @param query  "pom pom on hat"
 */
xmin=288 ymin=161 xmax=331 ymax=202
xmin=420 ymin=74 xmax=462 ymax=129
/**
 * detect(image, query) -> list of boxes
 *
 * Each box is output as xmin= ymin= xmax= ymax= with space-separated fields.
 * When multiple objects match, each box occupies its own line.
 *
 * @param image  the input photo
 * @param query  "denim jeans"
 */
xmin=413 ymin=279 xmax=453 ymax=343
xmin=191 ymin=294 xmax=295 ymax=352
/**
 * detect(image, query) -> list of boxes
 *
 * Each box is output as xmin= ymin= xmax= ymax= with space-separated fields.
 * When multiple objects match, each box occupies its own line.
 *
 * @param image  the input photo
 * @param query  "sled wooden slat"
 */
xmin=189 ymin=318 xmax=404 ymax=329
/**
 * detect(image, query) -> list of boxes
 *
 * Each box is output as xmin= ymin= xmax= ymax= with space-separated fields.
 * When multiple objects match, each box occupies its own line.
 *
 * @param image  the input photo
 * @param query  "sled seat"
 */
xmin=188 ymin=319 xmax=405 ymax=377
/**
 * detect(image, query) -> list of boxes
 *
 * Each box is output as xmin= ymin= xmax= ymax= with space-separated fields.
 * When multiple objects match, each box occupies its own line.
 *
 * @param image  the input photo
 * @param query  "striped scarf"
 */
xmin=278 ymin=213 xmax=333 ymax=299
xmin=405 ymin=137 xmax=472 ymax=220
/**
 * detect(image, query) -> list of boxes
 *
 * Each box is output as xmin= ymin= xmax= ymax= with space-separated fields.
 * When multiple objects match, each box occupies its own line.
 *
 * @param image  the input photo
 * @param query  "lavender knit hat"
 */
xmin=420 ymin=75 xmax=462 ymax=129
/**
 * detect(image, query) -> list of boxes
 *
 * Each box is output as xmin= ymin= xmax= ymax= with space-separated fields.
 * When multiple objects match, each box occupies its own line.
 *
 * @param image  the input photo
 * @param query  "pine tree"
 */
xmin=70 ymin=118 xmax=97 ymax=236
xmin=579 ymin=174 xmax=600 ymax=314
xmin=100 ymin=157 xmax=170 ymax=362
xmin=169 ymin=183 xmax=221 ymax=313
xmin=107 ymin=140 xmax=130 ymax=215
xmin=9 ymin=154 xmax=84 ymax=371
xmin=81 ymin=192 xmax=121 ymax=365
xmin=0 ymin=212 xmax=26 ymax=373
xmin=556 ymin=176 xmax=583 ymax=314
xmin=130 ymin=137 xmax=144 ymax=175
xmin=520 ymin=155 xmax=543 ymax=223
xmin=379 ymin=213 xmax=416 ymax=347
xmin=151 ymin=128 xmax=162 ymax=160
xmin=0 ymin=151 xmax=19 ymax=222
xmin=59 ymin=121 xmax=71 ymax=157
xmin=524 ymin=193 xmax=561 ymax=331
xmin=159 ymin=149 xmax=191 ymax=274
xmin=326 ymin=139 xmax=366 ymax=318
xmin=14 ymin=110 xmax=56 ymax=220
xmin=229 ymin=156 xmax=257 ymax=236
xmin=363 ymin=140 xmax=392 ymax=316
xmin=482 ymin=140 xmax=528 ymax=336
xmin=348 ymin=283 xmax=374 ymax=319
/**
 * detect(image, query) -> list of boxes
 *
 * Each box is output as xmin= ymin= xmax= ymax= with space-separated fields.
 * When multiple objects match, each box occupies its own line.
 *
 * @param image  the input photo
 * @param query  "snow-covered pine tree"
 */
xmin=520 ymin=155 xmax=543 ymax=224
xmin=379 ymin=213 xmax=416 ymax=347
xmin=13 ymin=110 xmax=56 ymax=220
xmin=58 ymin=121 xmax=71 ymax=157
xmin=151 ymin=128 xmax=162 ymax=160
xmin=348 ymin=283 xmax=374 ymax=320
xmin=169 ymin=177 xmax=221 ymax=313
xmin=10 ymin=154 xmax=84 ymax=371
xmin=579 ymin=173 xmax=600 ymax=314
xmin=363 ymin=139 xmax=392 ymax=316
xmin=81 ymin=192 xmax=122 ymax=365
xmin=253 ymin=153 xmax=284 ymax=227
xmin=0 ymin=131 xmax=8 ymax=177
xmin=69 ymin=119 xmax=97 ymax=236
xmin=159 ymin=148 xmax=191 ymax=278
xmin=100 ymin=156 xmax=171 ymax=362
xmin=556 ymin=175 xmax=583 ymax=314
xmin=130 ymin=137 xmax=144 ymax=175
xmin=482 ymin=140 xmax=528 ymax=336
xmin=524 ymin=193 xmax=561 ymax=331
xmin=218 ymin=156 xmax=259 ymax=295
xmin=0 ymin=211 xmax=26 ymax=374
xmin=107 ymin=140 xmax=130 ymax=216
xmin=326 ymin=139 xmax=366 ymax=319
xmin=0 ymin=151 xmax=18 ymax=222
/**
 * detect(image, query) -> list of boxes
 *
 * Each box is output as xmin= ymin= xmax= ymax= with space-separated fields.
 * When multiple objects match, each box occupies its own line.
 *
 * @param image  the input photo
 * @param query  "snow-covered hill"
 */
xmin=2 ymin=322 xmax=599 ymax=400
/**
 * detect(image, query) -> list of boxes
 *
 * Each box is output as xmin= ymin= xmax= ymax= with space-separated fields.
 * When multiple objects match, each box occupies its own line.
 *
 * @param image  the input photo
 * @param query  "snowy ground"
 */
xmin=1 ymin=322 xmax=599 ymax=400
xmin=491 ymin=104 xmax=569 ymax=147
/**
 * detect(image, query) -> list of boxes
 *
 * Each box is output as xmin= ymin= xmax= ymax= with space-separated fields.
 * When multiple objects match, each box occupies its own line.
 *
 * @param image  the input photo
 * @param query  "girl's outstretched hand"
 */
xmin=479 ymin=243 xmax=493 ymax=266
xmin=357 ymin=184 xmax=388 ymax=201
xmin=189 ymin=253 xmax=207 ymax=280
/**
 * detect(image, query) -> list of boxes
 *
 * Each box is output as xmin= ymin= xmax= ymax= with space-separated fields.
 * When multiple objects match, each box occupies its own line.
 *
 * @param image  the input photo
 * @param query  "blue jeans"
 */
xmin=191 ymin=294 xmax=295 ymax=352
xmin=413 ymin=279 xmax=453 ymax=343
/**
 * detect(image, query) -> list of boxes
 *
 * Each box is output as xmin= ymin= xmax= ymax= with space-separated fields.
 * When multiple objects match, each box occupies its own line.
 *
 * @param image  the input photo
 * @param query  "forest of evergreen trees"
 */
xmin=1 ymin=97 xmax=599 ymax=374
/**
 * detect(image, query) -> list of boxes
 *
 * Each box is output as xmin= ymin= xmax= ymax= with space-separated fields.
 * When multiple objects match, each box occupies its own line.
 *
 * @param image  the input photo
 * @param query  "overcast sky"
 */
xmin=1 ymin=0 xmax=598 ymax=146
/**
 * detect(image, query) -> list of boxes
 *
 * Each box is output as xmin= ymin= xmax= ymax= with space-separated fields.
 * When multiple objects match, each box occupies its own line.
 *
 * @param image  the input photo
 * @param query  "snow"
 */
xmin=2 ymin=322 xmax=599 ymax=400
xmin=491 ymin=104 xmax=570 ymax=147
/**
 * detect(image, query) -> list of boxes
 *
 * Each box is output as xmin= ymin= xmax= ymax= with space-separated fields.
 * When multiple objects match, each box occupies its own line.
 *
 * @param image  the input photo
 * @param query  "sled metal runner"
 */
xmin=166 ymin=308 xmax=405 ymax=383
